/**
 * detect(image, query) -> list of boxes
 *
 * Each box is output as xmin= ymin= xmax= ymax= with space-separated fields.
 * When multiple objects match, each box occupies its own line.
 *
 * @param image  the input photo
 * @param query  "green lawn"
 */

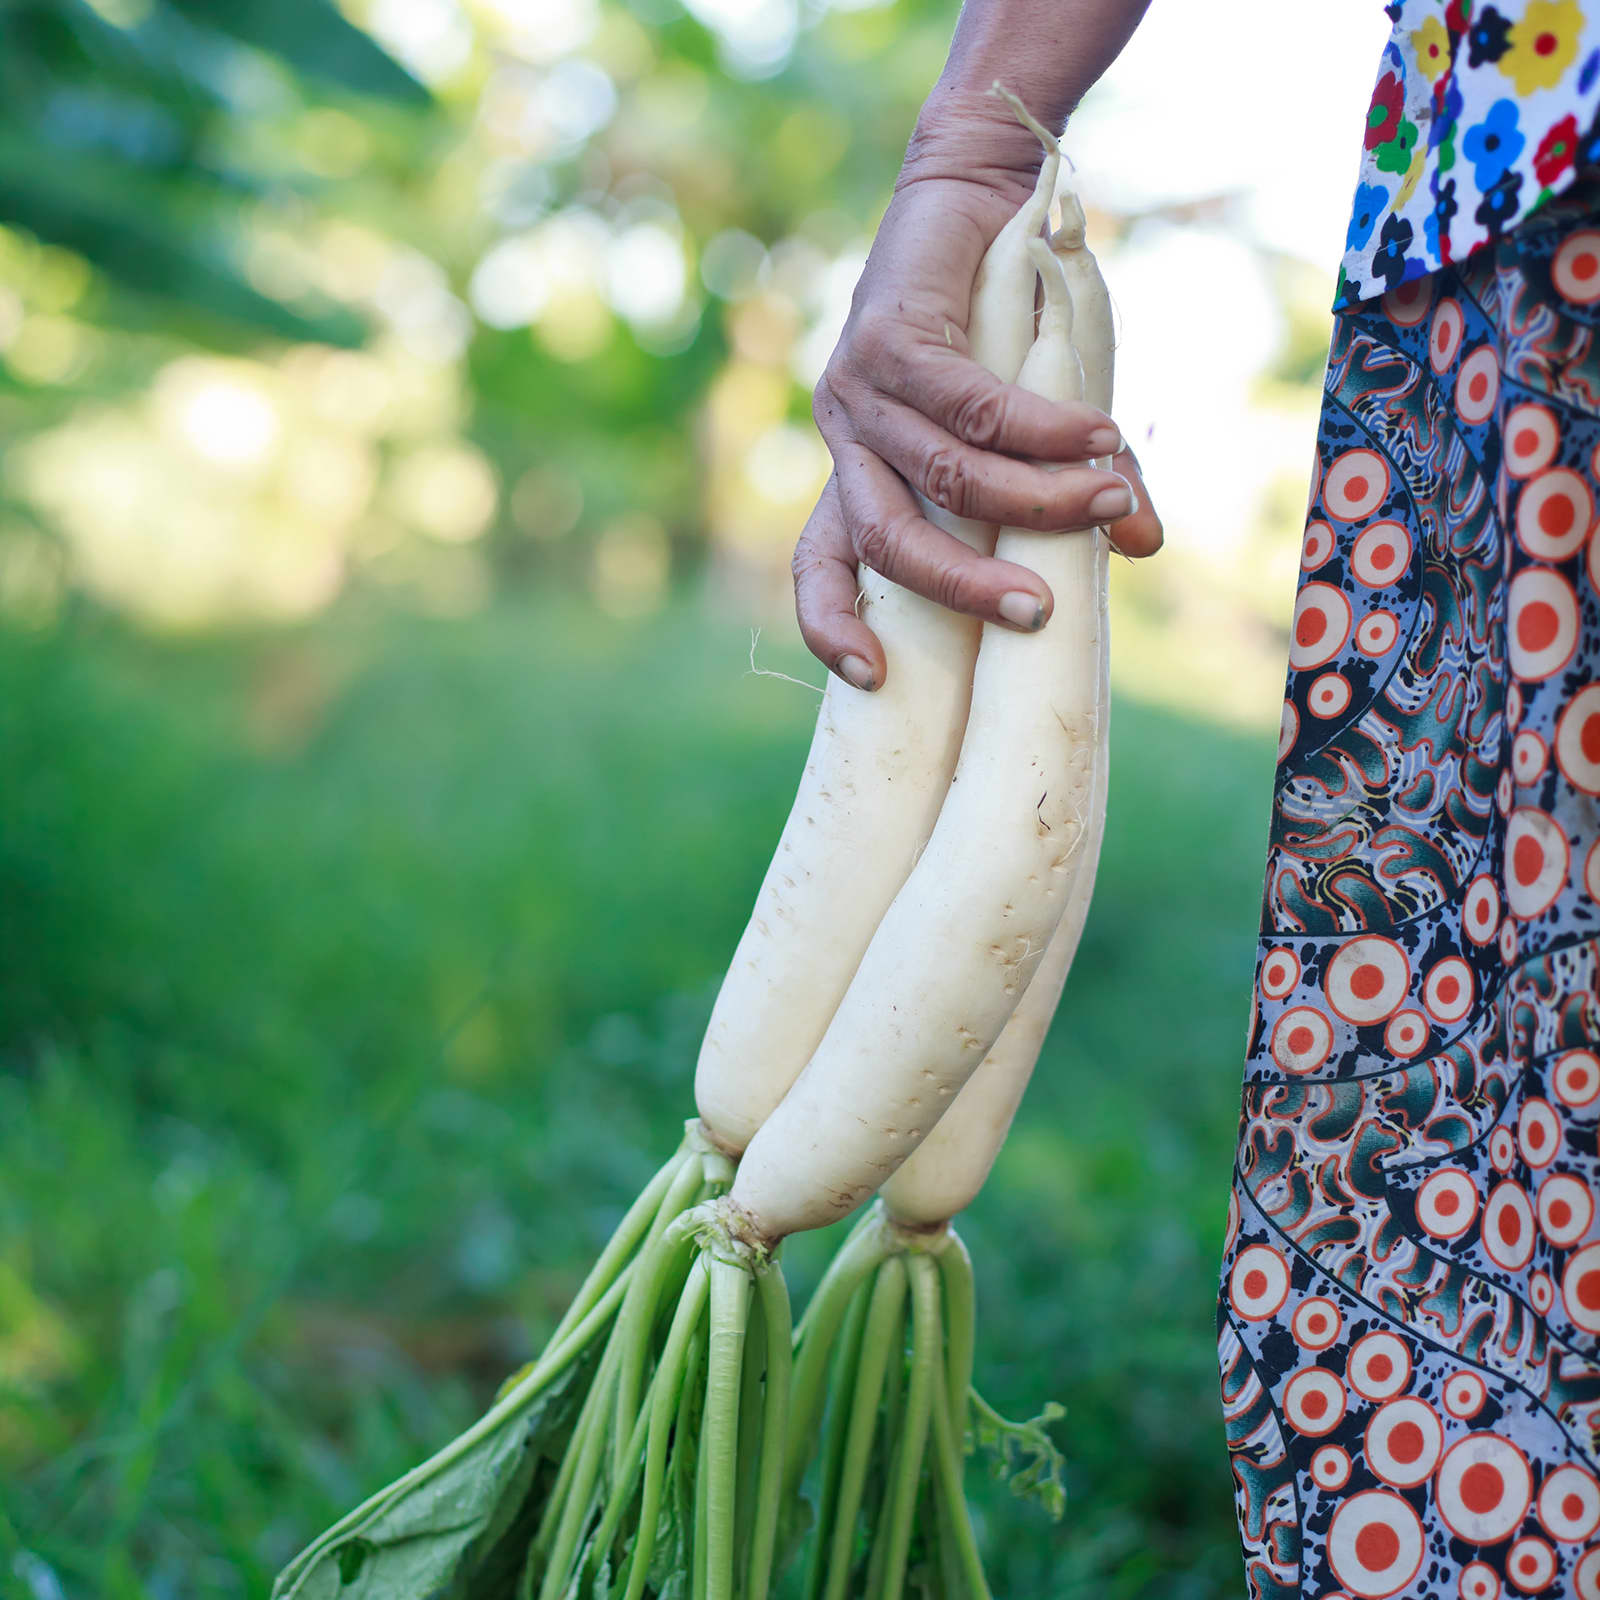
xmin=0 ymin=597 xmax=1275 ymax=1598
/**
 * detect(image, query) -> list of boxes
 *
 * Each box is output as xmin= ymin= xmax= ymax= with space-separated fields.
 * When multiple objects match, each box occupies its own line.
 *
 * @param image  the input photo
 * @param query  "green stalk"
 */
xmin=821 ymin=1256 xmax=908 ymax=1600
xmin=536 ymin=1335 xmax=624 ymax=1600
xmin=673 ymin=1320 xmax=710 ymax=1565
xmin=547 ymin=1140 xmax=691 ymax=1352
xmin=791 ymin=1208 xmax=881 ymax=1342
xmin=704 ymin=1257 xmax=750 ymax=1600
xmin=802 ymin=1281 xmax=872 ymax=1600
xmin=878 ymin=1283 xmax=909 ymax=1477
xmin=613 ymin=1159 xmax=713 ymax=1476
xmin=785 ymin=1221 xmax=892 ymax=1496
xmin=578 ymin=1399 xmax=651 ymax=1586
xmin=623 ymin=1255 xmax=711 ymax=1600
xmin=699 ymin=1146 xmax=737 ymax=1193
xmin=744 ymin=1262 xmax=792 ymax=1600
xmin=929 ymin=1475 xmax=962 ymax=1599
xmin=871 ymin=1255 xmax=940 ymax=1600
xmin=693 ymin=1361 xmax=712 ymax=1600
xmin=528 ymin=1344 xmax=604 ymax=1567
xmin=733 ymin=1270 xmax=768 ymax=1580
xmin=935 ymin=1230 xmax=976 ymax=1449
xmin=862 ymin=1283 xmax=908 ymax=1598
xmin=928 ymin=1340 xmax=990 ymax=1600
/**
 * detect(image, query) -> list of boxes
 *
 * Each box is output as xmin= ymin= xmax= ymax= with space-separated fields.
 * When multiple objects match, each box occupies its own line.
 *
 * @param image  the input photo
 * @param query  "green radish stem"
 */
xmin=529 ymin=1357 xmax=599 ymax=1567
xmin=934 ymin=1229 xmax=976 ymax=1449
xmin=623 ymin=1255 xmax=711 ymax=1600
xmin=745 ymin=1263 xmax=792 ymax=1600
xmin=785 ymin=1218 xmax=893 ymax=1495
xmin=547 ymin=1135 xmax=692 ymax=1352
xmin=821 ymin=1256 xmax=907 ymax=1600
xmin=703 ymin=1257 xmax=750 ymax=1600
xmin=929 ymin=1344 xmax=991 ymax=1600
xmin=803 ymin=1278 xmax=872 ymax=1600
xmin=536 ymin=1335 xmax=624 ymax=1600
xmin=872 ymin=1255 xmax=941 ymax=1600
xmin=693 ymin=1370 xmax=711 ymax=1600
xmin=733 ymin=1271 xmax=768 ymax=1578
xmin=877 ymin=1282 xmax=909 ymax=1481
xmin=931 ymin=1477 xmax=963 ymax=1599
xmin=577 ymin=1388 xmax=653 ymax=1586
xmin=538 ymin=1166 xmax=723 ymax=1595
xmin=861 ymin=1279 xmax=910 ymax=1600
xmin=792 ymin=1208 xmax=880 ymax=1343
xmin=613 ymin=1161 xmax=721 ymax=1475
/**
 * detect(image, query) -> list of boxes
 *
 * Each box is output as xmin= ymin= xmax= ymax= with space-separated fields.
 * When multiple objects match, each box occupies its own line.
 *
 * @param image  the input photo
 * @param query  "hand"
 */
xmin=793 ymin=101 xmax=1163 ymax=690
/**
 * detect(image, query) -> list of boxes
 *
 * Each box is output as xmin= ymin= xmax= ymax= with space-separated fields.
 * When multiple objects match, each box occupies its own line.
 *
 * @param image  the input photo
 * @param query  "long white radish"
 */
xmin=693 ymin=148 xmax=1059 ymax=1156
xmin=881 ymin=181 xmax=1115 ymax=1227
xmin=728 ymin=239 xmax=1109 ymax=1246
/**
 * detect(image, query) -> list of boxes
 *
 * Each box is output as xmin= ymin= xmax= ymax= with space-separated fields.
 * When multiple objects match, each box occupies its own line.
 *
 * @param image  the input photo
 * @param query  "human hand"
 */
xmin=794 ymin=97 xmax=1163 ymax=689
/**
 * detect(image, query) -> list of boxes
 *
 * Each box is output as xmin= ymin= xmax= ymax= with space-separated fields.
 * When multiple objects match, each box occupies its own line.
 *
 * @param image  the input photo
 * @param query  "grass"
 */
xmin=0 ymin=593 xmax=1275 ymax=1598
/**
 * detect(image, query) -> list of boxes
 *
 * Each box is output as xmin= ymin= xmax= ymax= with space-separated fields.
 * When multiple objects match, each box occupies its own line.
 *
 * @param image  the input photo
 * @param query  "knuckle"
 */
xmin=812 ymin=375 xmax=843 ymax=433
xmin=850 ymin=511 xmax=902 ymax=575
xmin=790 ymin=535 xmax=817 ymax=584
xmin=921 ymin=446 xmax=980 ymax=520
xmin=848 ymin=311 xmax=899 ymax=372
xmin=947 ymin=381 xmax=1009 ymax=452
xmin=927 ymin=558 xmax=981 ymax=616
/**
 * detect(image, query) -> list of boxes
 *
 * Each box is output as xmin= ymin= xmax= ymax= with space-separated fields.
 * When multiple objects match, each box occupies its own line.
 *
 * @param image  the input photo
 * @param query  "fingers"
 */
xmin=833 ymin=445 xmax=1056 ymax=632
xmin=1104 ymin=444 xmax=1165 ymax=558
xmin=792 ymin=479 xmax=884 ymax=691
xmin=795 ymin=442 xmax=1167 ymax=683
xmin=828 ymin=335 xmax=1120 ymax=464
xmin=833 ymin=389 xmax=1134 ymax=533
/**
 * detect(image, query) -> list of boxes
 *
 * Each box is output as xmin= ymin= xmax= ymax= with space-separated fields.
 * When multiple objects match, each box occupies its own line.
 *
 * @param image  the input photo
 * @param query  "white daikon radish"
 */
xmin=881 ymin=174 xmax=1115 ymax=1228
xmin=728 ymin=235 xmax=1110 ymax=1246
xmin=693 ymin=145 xmax=1060 ymax=1156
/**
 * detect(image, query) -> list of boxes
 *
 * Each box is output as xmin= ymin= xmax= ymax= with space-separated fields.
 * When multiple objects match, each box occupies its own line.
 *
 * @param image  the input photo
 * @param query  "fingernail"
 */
xmin=997 ymin=591 xmax=1046 ymax=630
xmin=838 ymin=654 xmax=875 ymax=690
xmin=1089 ymin=480 xmax=1135 ymax=520
xmin=1087 ymin=426 xmax=1122 ymax=457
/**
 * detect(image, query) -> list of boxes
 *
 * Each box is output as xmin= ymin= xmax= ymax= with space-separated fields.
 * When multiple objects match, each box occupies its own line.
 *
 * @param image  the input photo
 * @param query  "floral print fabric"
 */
xmin=1221 ymin=178 xmax=1600 ymax=1599
xmin=1338 ymin=0 xmax=1600 ymax=310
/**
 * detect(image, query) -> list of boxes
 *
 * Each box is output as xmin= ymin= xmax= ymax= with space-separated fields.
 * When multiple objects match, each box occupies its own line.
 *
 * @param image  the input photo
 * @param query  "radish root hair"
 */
xmin=747 ymin=627 xmax=823 ymax=694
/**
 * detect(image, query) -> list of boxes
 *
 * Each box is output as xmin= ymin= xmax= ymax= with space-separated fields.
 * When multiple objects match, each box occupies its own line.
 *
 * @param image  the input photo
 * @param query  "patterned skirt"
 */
xmin=1218 ymin=176 xmax=1600 ymax=1600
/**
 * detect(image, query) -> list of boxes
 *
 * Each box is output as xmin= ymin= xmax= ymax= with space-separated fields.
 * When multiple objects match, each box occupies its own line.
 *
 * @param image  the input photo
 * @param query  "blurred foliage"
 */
xmin=0 ymin=0 xmax=414 ymax=350
xmin=0 ymin=0 xmax=970 ymax=630
xmin=0 ymin=604 xmax=1258 ymax=1596
xmin=0 ymin=1 xmax=1282 ymax=1595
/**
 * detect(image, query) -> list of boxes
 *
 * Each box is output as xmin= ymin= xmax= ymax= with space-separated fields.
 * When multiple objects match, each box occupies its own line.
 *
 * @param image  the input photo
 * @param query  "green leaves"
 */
xmin=0 ymin=140 xmax=367 ymax=349
xmin=162 ymin=0 xmax=427 ymax=105
xmin=0 ymin=0 xmax=420 ymax=348
xmin=969 ymin=1396 xmax=1067 ymax=1524
xmin=272 ymin=1351 xmax=594 ymax=1600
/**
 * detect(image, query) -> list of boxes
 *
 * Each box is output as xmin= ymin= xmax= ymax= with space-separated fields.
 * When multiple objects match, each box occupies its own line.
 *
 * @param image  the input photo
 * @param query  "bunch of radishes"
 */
xmin=275 ymin=97 xmax=1112 ymax=1600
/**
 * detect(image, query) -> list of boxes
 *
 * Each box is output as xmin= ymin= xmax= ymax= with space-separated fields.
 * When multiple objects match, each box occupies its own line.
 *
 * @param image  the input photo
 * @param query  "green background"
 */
xmin=0 ymin=1 xmax=1287 ymax=1594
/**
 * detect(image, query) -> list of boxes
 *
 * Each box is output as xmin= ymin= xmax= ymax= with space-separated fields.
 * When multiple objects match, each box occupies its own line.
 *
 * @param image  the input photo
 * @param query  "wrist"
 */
xmin=899 ymin=84 xmax=1053 ymax=206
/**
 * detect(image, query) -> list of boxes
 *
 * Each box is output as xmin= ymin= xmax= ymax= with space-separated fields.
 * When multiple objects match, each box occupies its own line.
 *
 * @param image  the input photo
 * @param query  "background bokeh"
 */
xmin=0 ymin=1 xmax=1389 ymax=1595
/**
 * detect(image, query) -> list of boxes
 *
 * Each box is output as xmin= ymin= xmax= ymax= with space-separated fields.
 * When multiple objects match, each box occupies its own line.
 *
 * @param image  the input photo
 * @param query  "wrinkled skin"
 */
xmin=795 ymin=91 xmax=1164 ymax=690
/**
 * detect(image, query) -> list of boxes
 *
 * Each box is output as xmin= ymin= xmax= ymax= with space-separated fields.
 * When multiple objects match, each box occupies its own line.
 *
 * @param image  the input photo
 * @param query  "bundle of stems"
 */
xmin=273 ymin=93 xmax=1111 ymax=1600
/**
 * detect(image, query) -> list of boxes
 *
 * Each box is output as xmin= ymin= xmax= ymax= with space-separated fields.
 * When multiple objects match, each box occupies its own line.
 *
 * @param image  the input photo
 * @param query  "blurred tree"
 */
xmin=0 ymin=0 xmax=961 ymax=627
xmin=0 ymin=0 xmax=423 ymax=345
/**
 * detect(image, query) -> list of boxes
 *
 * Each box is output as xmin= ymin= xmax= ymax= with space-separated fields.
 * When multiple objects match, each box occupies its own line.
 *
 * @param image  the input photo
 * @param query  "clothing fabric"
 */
xmin=1219 ymin=177 xmax=1600 ymax=1599
xmin=1338 ymin=0 xmax=1600 ymax=311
